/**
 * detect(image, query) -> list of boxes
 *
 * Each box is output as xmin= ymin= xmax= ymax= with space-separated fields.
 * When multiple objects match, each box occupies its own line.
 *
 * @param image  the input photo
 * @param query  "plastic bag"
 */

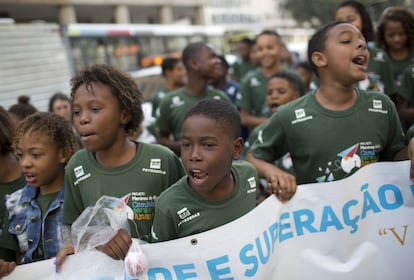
xmin=71 ymin=195 xmax=131 ymax=253
xmin=124 ymin=239 xmax=149 ymax=278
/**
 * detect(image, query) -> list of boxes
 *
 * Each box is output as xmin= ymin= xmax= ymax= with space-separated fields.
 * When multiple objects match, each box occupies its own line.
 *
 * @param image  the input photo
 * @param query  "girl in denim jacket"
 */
xmin=4 ymin=112 xmax=78 ymax=268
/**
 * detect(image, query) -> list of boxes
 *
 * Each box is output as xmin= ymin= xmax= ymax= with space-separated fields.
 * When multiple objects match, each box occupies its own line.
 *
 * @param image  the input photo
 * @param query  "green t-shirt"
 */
xmin=243 ymin=122 xmax=295 ymax=175
xmin=156 ymin=87 xmax=231 ymax=140
xmin=63 ymin=141 xmax=185 ymax=240
xmin=250 ymin=89 xmax=405 ymax=185
xmin=358 ymin=47 xmax=397 ymax=96
xmin=389 ymin=51 xmax=414 ymax=86
xmin=150 ymin=87 xmax=167 ymax=118
xmin=151 ymin=160 xmax=258 ymax=242
xmin=236 ymin=69 xmax=269 ymax=117
xmin=398 ymin=64 xmax=414 ymax=103
xmin=231 ymin=59 xmax=256 ymax=81
xmin=0 ymin=175 xmax=25 ymax=261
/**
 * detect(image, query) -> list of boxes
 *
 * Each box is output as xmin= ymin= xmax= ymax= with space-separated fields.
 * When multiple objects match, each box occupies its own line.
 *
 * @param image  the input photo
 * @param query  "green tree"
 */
xmin=281 ymin=0 xmax=406 ymax=28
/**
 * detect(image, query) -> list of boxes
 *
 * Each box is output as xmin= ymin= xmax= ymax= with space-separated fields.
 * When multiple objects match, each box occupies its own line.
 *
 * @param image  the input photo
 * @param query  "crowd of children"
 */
xmin=1 ymin=0 xmax=414 ymax=277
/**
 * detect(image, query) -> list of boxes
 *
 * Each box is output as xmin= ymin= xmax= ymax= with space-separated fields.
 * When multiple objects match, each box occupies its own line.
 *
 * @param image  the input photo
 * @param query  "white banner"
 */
xmin=5 ymin=160 xmax=414 ymax=280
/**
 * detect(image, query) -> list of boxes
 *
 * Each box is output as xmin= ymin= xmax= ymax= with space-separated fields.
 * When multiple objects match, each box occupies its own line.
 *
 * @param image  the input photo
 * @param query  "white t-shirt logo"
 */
xmin=150 ymin=159 xmax=161 ymax=169
xmin=373 ymin=100 xmax=382 ymax=109
xmin=295 ymin=109 xmax=306 ymax=119
xmin=74 ymin=165 xmax=84 ymax=178
xmin=177 ymin=207 xmax=191 ymax=219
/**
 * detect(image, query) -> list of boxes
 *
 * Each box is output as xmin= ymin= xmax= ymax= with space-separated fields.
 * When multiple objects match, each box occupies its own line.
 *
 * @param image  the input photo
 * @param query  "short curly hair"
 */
xmin=70 ymin=64 xmax=144 ymax=136
xmin=13 ymin=112 xmax=79 ymax=163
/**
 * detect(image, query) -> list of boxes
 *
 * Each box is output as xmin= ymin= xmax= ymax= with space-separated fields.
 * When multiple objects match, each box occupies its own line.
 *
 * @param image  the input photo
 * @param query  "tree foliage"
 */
xmin=281 ymin=0 xmax=407 ymax=28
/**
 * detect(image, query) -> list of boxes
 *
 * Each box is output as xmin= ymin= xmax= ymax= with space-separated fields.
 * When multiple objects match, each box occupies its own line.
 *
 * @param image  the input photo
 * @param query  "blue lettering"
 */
xmin=378 ymin=184 xmax=403 ymax=210
xmin=361 ymin=183 xmax=381 ymax=219
xmin=293 ymin=209 xmax=317 ymax=236
xmin=342 ymin=199 xmax=359 ymax=233
xmin=320 ymin=206 xmax=344 ymax=232
xmin=174 ymin=264 xmax=197 ymax=279
xmin=239 ymin=244 xmax=258 ymax=277
xmin=255 ymin=231 xmax=271 ymax=265
xmin=207 ymin=255 xmax=233 ymax=280
xmin=279 ymin=212 xmax=293 ymax=242
xmin=147 ymin=267 xmax=173 ymax=279
xmin=268 ymin=222 xmax=278 ymax=253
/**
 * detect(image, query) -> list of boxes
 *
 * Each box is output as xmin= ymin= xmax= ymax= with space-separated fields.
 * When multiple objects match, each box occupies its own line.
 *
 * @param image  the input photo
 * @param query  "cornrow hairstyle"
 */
xmin=182 ymin=41 xmax=207 ymax=70
xmin=184 ymin=99 xmax=241 ymax=139
xmin=0 ymin=105 xmax=15 ymax=155
xmin=48 ymin=92 xmax=70 ymax=112
xmin=256 ymin=29 xmax=281 ymax=42
xmin=161 ymin=57 xmax=181 ymax=77
xmin=376 ymin=7 xmax=414 ymax=52
xmin=13 ymin=112 xmax=79 ymax=163
xmin=336 ymin=0 xmax=375 ymax=42
xmin=8 ymin=95 xmax=37 ymax=122
xmin=270 ymin=71 xmax=305 ymax=96
xmin=307 ymin=21 xmax=349 ymax=77
xmin=70 ymin=64 xmax=144 ymax=136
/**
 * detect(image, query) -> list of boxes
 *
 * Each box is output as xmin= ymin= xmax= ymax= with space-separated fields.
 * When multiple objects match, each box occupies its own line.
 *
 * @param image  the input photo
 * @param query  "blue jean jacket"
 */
xmin=5 ymin=184 xmax=64 ymax=264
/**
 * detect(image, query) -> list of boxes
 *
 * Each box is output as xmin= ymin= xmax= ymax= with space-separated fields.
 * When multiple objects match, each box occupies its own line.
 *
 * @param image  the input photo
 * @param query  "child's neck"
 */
xmin=39 ymin=169 xmax=64 ymax=195
xmin=185 ymin=74 xmax=209 ymax=96
xmin=316 ymin=84 xmax=358 ymax=111
xmin=0 ymin=153 xmax=22 ymax=183
xmin=389 ymin=48 xmax=409 ymax=61
xmin=261 ymin=63 xmax=281 ymax=78
xmin=95 ymin=138 xmax=136 ymax=167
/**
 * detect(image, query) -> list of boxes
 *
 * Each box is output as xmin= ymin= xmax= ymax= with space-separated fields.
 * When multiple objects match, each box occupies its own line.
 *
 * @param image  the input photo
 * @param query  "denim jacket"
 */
xmin=5 ymin=184 xmax=64 ymax=264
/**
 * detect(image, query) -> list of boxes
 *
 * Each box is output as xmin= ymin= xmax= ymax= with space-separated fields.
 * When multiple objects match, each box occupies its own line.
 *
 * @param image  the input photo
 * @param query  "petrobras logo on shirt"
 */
xmin=73 ymin=165 xmax=91 ymax=186
xmin=247 ymin=177 xmax=257 ymax=194
xmin=368 ymin=99 xmax=388 ymax=114
xmin=292 ymin=108 xmax=313 ymax=125
xmin=250 ymin=77 xmax=260 ymax=87
xmin=177 ymin=207 xmax=200 ymax=228
xmin=373 ymin=51 xmax=385 ymax=62
xmin=170 ymin=96 xmax=185 ymax=108
xmin=142 ymin=158 xmax=166 ymax=175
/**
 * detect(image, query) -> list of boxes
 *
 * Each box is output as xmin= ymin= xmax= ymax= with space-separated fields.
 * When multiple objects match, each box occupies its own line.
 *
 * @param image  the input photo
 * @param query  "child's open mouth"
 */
xmin=352 ymin=55 xmax=367 ymax=66
xmin=190 ymin=169 xmax=208 ymax=181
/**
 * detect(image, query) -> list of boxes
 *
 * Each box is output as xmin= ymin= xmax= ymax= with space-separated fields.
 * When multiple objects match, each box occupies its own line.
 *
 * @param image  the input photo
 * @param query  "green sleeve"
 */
xmin=381 ymin=98 xmax=406 ymax=160
xmin=62 ymin=159 xmax=85 ymax=225
xmin=156 ymin=96 xmax=172 ymax=136
xmin=399 ymin=65 xmax=414 ymax=103
xmin=150 ymin=198 xmax=178 ymax=243
xmin=236 ymin=74 xmax=253 ymax=111
xmin=250 ymin=113 xmax=287 ymax=163
xmin=381 ymin=53 xmax=398 ymax=97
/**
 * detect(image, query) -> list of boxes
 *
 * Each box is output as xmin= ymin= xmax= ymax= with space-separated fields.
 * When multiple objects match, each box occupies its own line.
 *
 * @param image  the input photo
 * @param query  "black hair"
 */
xmin=307 ymin=21 xmax=349 ymax=77
xmin=295 ymin=61 xmax=313 ymax=72
xmin=0 ymin=105 xmax=14 ymax=154
xmin=161 ymin=57 xmax=181 ymax=77
xmin=184 ymin=99 xmax=241 ymax=139
xmin=269 ymin=71 xmax=305 ymax=96
xmin=182 ymin=41 xmax=207 ymax=70
xmin=240 ymin=37 xmax=254 ymax=46
xmin=48 ymin=92 xmax=70 ymax=112
xmin=13 ymin=112 xmax=79 ymax=163
xmin=217 ymin=55 xmax=229 ymax=69
xmin=256 ymin=29 xmax=281 ymax=41
xmin=336 ymin=0 xmax=375 ymax=42
xmin=70 ymin=64 xmax=144 ymax=136
xmin=8 ymin=95 xmax=37 ymax=122
xmin=376 ymin=7 xmax=414 ymax=52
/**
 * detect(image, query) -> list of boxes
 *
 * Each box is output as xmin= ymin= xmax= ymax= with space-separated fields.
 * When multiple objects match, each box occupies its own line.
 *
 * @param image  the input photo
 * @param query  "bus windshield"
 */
xmin=63 ymin=23 xmax=227 ymax=75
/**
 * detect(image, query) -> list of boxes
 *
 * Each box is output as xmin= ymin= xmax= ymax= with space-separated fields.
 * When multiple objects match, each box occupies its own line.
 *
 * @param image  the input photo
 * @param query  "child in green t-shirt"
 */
xmin=151 ymin=99 xmax=258 ymax=242
xmin=246 ymin=21 xmax=413 ymax=202
xmin=157 ymin=42 xmax=230 ymax=155
xmin=1 ymin=112 xmax=78 ymax=277
xmin=376 ymin=6 xmax=414 ymax=86
xmin=243 ymin=71 xmax=303 ymax=204
xmin=0 ymin=106 xmax=26 ymax=276
xmin=236 ymin=30 xmax=283 ymax=131
xmin=55 ymin=64 xmax=185 ymax=271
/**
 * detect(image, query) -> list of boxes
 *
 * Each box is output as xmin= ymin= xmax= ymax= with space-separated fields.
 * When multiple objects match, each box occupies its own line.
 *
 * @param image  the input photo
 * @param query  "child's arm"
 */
xmin=246 ymin=151 xmax=296 ymax=201
xmin=96 ymin=229 xmax=132 ymax=260
xmin=0 ymin=259 xmax=16 ymax=277
xmin=408 ymin=138 xmax=414 ymax=180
